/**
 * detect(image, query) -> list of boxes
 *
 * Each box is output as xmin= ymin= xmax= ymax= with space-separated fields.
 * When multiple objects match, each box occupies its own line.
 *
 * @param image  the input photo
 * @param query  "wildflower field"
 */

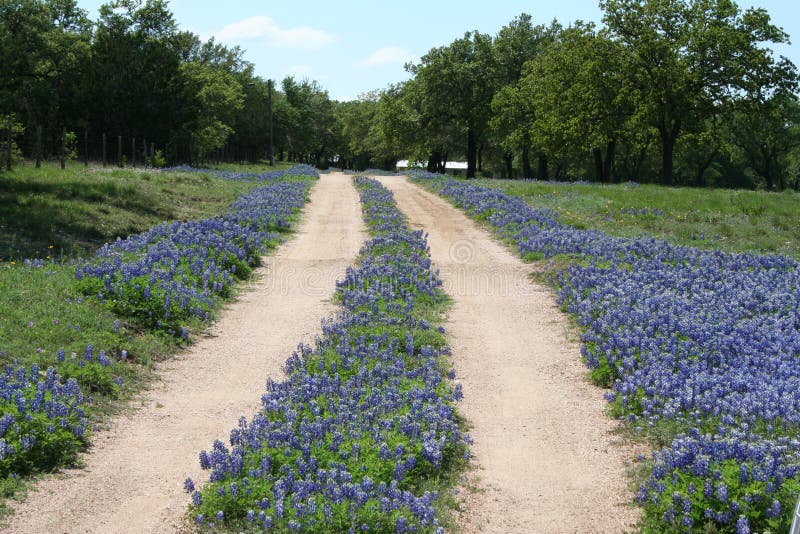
xmin=0 ymin=165 xmax=316 ymax=506
xmin=187 ymin=177 xmax=467 ymax=532
xmin=4 ymin=163 xmax=800 ymax=532
xmin=413 ymin=172 xmax=800 ymax=533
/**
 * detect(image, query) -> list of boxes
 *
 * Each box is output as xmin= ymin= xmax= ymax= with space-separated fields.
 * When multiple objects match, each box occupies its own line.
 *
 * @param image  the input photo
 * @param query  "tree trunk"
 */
xmin=466 ymin=128 xmax=477 ymax=178
xmin=522 ymin=145 xmax=532 ymax=178
xmin=694 ymin=148 xmax=718 ymax=187
xmin=659 ymin=118 xmax=680 ymax=185
xmin=661 ymin=136 xmax=674 ymax=185
xmin=593 ymin=148 xmax=604 ymax=182
xmin=427 ymin=151 xmax=442 ymax=173
xmin=36 ymin=125 xmax=42 ymax=168
xmin=504 ymin=153 xmax=513 ymax=179
xmin=5 ymin=126 xmax=12 ymax=171
xmin=762 ymin=146 xmax=774 ymax=190
xmin=603 ymin=140 xmax=615 ymax=183
xmin=60 ymin=127 xmax=66 ymax=169
xmin=777 ymin=149 xmax=786 ymax=190
xmin=537 ymin=152 xmax=547 ymax=180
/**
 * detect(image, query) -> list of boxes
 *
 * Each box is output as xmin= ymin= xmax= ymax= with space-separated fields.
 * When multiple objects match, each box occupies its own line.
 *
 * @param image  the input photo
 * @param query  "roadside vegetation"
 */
xmin=0 ymin=163 xmax=316 ymax=516
xmin=416 ymin=171 xmax=800 ymax=533
xmin=0 ymin=164 xmax=261 ymax=261
xmin=477 ymin=179 xmax=800 ymax=258
xmin=3 ymin=1 xmax=798 ymax=188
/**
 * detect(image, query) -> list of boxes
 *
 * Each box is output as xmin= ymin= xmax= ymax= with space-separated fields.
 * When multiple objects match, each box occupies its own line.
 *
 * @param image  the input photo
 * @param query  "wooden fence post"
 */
xmin=143 ymin=138 xmax=147 ymax=166
xmin=132 ymin=137 xmax=136 ymax=168
xmin=118 ymin=135 xmax=122 ymax=168
xmin=102 ymin=133 xmax=107 ymax=167
xmin=35 ymin=125 xmax=42 ymax=168
xmin=5 ymin=126 xmax=11 ymax=171
xmin=60 ymin=127 xmax=66 ymax=169
xmin=84 ymin=127 xmax=88 ymax=167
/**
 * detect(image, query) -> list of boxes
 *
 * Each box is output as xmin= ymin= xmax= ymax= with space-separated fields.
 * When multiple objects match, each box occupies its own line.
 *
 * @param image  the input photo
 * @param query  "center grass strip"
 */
xmin=188 ymin=177 xmax=468 ymax=532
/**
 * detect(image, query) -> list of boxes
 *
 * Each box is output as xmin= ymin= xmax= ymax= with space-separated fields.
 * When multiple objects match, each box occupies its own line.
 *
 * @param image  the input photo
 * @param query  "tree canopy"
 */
xmin=2 ymin=0 xmax=799 ymax=189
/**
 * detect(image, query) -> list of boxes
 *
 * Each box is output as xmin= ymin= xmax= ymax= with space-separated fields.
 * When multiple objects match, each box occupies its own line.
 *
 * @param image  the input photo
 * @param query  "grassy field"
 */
xmin=204 ymin=160 xmax=296 ymax=173
xmin=0 ymin=162 xmax=261 ymax=261
xmin=477 ymin=179 xmax=800 ymax=257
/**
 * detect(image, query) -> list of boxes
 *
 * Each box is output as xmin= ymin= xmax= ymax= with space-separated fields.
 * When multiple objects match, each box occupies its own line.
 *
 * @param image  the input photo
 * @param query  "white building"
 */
xmin=396 ymin=160 xmax=469 ymax=174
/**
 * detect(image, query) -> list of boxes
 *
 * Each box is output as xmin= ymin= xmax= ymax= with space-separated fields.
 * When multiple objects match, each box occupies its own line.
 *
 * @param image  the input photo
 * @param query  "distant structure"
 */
xmin=395 ymin=160 xmax=468 ymax=176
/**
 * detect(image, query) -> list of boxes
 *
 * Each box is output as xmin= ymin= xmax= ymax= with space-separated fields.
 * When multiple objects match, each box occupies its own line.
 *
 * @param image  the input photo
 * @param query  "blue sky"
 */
xmin=76 ymin=0 xmax=799 ymax=102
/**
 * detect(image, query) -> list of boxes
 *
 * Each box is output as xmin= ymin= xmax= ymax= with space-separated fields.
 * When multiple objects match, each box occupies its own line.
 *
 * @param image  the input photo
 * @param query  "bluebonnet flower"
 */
xmin=0 ymin=364 xmax=88 ymax=477
xmin=736 ymin=515 xmax=750 ymax=534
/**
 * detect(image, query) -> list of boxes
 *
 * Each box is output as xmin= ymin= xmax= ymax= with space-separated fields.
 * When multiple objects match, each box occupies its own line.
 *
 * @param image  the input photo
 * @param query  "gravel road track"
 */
xmin=5 ymin=173 xmax=365 ymax=534
xmin=379 ymin=176 xmax=639 ymax=534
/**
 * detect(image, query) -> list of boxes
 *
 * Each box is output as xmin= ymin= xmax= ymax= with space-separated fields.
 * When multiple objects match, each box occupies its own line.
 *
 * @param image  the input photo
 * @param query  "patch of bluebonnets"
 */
xmin=413 ymin=171 xmax=800 ymax=533
xmin=162 ymin=164 xmax=319 ymax=182
xmin=75 ymin=165 xmax=316 ymax=333
xmin=188 ymin=177 xmax=467 ymax=532
xmin=0 ymin=364 xmax=87 ymax=477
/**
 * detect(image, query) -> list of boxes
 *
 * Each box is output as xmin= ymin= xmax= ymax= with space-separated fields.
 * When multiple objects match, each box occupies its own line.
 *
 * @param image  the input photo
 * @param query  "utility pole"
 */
xmin=268 ymin=79 xmax=274 ymax=167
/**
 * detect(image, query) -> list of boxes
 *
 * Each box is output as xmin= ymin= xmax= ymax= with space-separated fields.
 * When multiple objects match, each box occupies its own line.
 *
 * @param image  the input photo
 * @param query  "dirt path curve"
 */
xmin=5 ymin=172 xmax=365 ymax=534
xmin=378 ymin=177 xmax=639 ymax=534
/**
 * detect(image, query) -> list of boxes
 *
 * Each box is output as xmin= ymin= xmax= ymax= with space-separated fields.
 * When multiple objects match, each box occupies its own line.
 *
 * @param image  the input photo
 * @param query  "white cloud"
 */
xmin=358 ymin=47 xmax=416 ymax=68
xmin=286 ymin=64 xmax=313 ymax=78
xmin=215 ymin=15 xmax=335 ymax=49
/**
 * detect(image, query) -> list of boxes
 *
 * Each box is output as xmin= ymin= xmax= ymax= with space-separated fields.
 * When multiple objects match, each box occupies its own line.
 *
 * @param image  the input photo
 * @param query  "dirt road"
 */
xmin=5 ymin=172 xmax=365 ymax=534
xmin=378 ymin=176 xmax=639 ymax=534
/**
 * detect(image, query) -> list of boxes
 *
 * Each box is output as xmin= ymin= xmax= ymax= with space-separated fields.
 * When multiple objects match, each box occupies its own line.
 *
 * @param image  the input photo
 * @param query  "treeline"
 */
xmin=0 ymin=0 xmax=338 ymax=167
xmin=3 ymin=0 xmax=800 ymax=189
xmin=340 ymin=2 xmax=800 ymax=189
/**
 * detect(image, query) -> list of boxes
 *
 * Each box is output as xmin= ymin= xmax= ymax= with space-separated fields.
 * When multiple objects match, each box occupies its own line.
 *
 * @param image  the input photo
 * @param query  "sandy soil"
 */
xmin=378 ymin=177 xmax=640 ymax=534
xmin=4 ymin=172 xmax=365 ymax=534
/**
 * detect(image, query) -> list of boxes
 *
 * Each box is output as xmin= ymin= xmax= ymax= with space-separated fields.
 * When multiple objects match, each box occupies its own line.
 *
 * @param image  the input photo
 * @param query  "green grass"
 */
xmin=0 ymin=161 xmax=261 ymax=261
xmin=477 ymin=179 xmax=800 ymax=257
xmin=0 ymin=261 xmax=176 ymax=371
xmin=204 ymin=160 xmax=297 ymax=173
xmin=0 ymin=261 xmax=172 ymax=515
